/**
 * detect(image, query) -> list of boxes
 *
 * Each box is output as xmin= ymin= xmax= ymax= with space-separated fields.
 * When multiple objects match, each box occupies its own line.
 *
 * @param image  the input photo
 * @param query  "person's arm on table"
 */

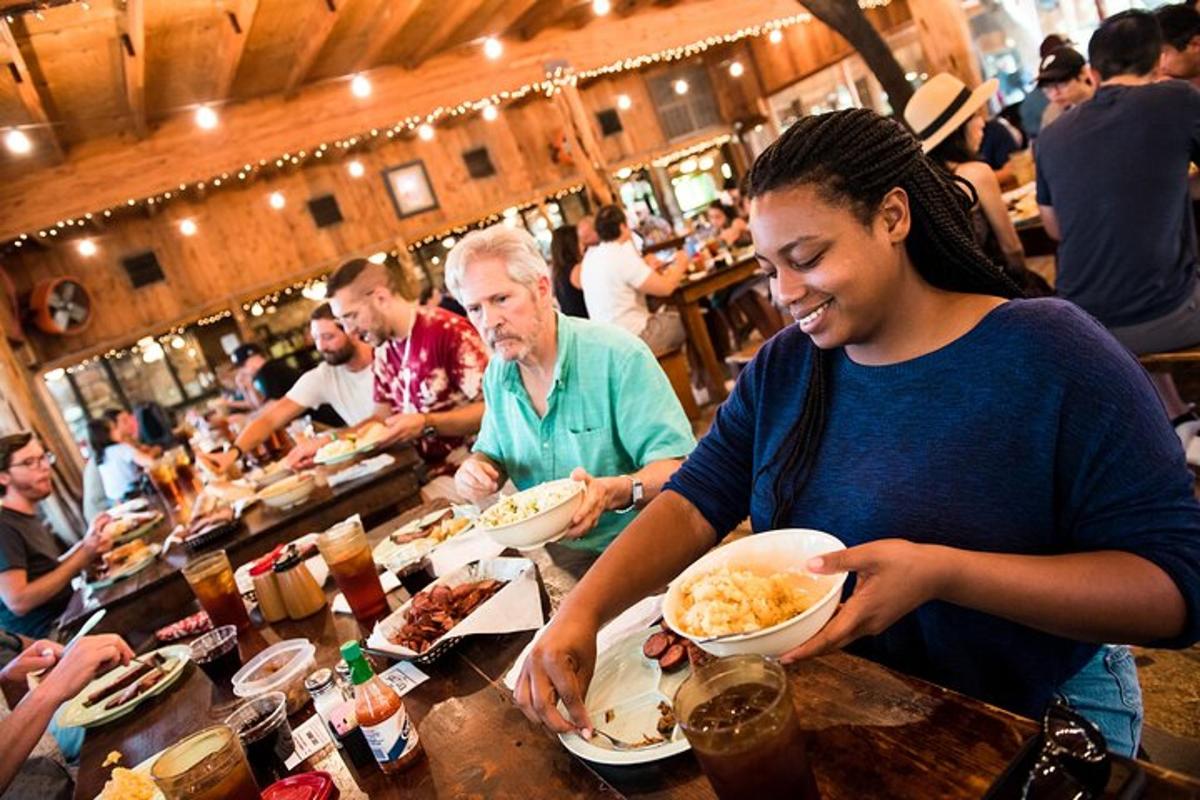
xmin=514 ymin=490 xmax=717 ymax=735
xmin=201 ymin=397 xmax=307 ymax=474
xmin=564 ymin=459 xmax=684 ymax=538
xmin=638 ymin=250 xmax=688 ymax=297
xmin=0 ymin=523 xmax=110 ymax=617
xmin=0 ymin=635 xmax=132 ymax=795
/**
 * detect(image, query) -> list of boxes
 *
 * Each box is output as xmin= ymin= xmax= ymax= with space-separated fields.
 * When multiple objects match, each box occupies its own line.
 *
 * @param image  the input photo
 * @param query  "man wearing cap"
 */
xmin=1156 ymin=3 xmax=1200 ymax=87
xmin=1020 ymin=34 xmax=1072 ymax=140
xmin=230 ymin=343 xmax=302 ymax=412
xmin=1037 ymin=11 xmax=1200 ymax=457
xmin=1036 ymin=46 xmax=1095 ymax=132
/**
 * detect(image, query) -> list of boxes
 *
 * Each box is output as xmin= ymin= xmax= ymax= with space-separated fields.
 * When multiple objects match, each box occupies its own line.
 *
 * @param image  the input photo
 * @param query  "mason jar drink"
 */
xmin=318 ymin=517 xmax=387 ymax=624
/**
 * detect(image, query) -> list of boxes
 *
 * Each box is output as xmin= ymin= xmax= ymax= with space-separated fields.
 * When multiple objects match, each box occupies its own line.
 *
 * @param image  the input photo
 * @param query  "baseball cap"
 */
xmin=230 ymin=343 xmax=263 ymax=366
xmin=1037 ymin=47 xmax=1087 ymax=86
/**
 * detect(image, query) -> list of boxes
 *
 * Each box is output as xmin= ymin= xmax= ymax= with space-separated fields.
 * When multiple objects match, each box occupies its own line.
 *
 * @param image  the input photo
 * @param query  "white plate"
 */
xmin=91 ymin=747 xmax=164 ymax=800
xmin=371 ymin=508 xmax=466 ymax=569
xmin=558 ymin=627 xmax=691 ymax=766
xmin=60 ymin=645 xmax=191 ymax=728
xmin=87 ymin=543 xmax=162 ymax=589
xmin=313 ymin=441 xmax=374 ymax=465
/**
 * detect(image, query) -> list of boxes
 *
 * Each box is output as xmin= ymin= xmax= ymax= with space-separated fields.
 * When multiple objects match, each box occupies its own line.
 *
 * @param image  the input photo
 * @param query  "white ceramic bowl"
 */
xmin=662 ymin=528 xmax=847 ymax=658
xmin=477 ymin=479 xmax=585 ymax=551
xmin=259 ymin=473 xmax=316 ymax=509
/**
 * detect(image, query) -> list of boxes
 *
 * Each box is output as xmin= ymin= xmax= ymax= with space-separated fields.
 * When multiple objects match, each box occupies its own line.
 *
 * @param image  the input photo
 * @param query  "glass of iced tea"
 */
xmin=150 ymin=458 xmax=184 ymax=506
xmin=150 ymin=725 xmax=260 ymax=800
xmin=674 ymin=654 xmax=818 ymax=800
xmin=182 ymin=550 xmax=252 ymax=631
xmin=317 ymin=517 xmax=388 ymax=624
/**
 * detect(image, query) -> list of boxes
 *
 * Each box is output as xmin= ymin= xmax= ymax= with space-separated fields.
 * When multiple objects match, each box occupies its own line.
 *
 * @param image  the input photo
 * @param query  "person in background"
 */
xmin=200 ymin=303 xmax=379 ymax=475
xmin=1019 ymin=34 xmax=1072 ymax=140
xmin=581 ymin=204 xmax=689 ymax=354
xmin=87 ymin=410 xmax=155 ymax=504
xmin=718 ymin=176 xmax=748 ymax=218
xmin=633 ymin=202 xmax=673 ymax=246
xmin=80 ymin=457 xmax=107 ymax=528
xmin=1156 ymin=3 xmax=1200 ymax=87
xmin=978 ymin=114 xmax=1023 ymax=186
xmin=446 ymin=227 xmax=694 ymax=552
xmin=550 ymin=225 xmax=588 ymax=319
xmin=419 ymin=285 xmax=468 ymax=318
xmin=907 ymin=73 xmax=1050 ymax=297
xmin=0 ymin=434 xmax=112 ymax=638
xmin=576 ymin=215 xmax=600 ymax=252
xmin=515 ymin=108 xmax=1200 ymax=758
xmin=230 ymin=343 xmax=302 ymax=411
xmin=327 ymin=258 xmax=488 ymax=500
xmin=0 ymin=633 xmax=133 ymax=799
xmin=1038 ymin=11 xmax=1200 ymax=455
xmin=133 ymin=403 xmax=176 ymax=451
xmin=705 ymin=201 xmax=753 ymax=248
xmin=1037 ymin=46 xmax=1096 ymax=133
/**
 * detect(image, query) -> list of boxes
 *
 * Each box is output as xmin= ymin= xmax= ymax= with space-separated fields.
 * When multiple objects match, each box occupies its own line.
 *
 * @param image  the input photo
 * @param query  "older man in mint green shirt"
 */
xmin=446 ymin=226 xmax=696 ymax=552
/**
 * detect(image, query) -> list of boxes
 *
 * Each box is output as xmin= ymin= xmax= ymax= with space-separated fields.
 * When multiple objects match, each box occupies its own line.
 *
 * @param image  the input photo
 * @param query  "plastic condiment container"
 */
xmin=260 ymin=771 xmax=340 ymax=800
xmin=273 ymin=546 xmax=326 ymax=621
xmin=250 ymin=556 xmax=288 ymax=624
xmin=231 ymin=638 xmax=316 ymax=715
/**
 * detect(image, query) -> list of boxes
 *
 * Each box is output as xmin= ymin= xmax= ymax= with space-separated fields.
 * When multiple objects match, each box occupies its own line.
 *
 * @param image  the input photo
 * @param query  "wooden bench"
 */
xmin=1138 ymin=348 xmax=1200 ymax=369
xmin=656 ymin=346 xmax=700 ymax=421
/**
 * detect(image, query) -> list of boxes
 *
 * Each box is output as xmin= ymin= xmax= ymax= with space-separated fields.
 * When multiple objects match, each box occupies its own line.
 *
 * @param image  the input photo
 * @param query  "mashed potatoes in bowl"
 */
xmin=663 ymin=529 xmax=847 ymax=657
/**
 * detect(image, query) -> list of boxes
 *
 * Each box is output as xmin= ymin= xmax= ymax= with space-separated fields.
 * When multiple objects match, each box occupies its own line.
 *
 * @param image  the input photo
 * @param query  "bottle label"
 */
xmin=361 ymin=705 xmax=419 ymax=764
xmin=329 ymin=698 xmax=358 ymax=737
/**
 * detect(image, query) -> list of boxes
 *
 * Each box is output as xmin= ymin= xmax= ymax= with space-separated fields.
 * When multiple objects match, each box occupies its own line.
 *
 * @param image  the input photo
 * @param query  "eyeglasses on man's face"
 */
xmin=7 ymin=452 xmax=56 ymax=470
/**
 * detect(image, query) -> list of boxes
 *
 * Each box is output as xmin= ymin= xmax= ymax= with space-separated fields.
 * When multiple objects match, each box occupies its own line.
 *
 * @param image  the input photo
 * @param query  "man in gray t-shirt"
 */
xmin=0 ymin=434 xmax=112 ymax=637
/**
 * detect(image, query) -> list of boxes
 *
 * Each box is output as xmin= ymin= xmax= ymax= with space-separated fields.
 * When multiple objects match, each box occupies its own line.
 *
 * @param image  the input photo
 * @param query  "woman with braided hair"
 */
xmin=514 ymin=109 xmax=1200 ymax=756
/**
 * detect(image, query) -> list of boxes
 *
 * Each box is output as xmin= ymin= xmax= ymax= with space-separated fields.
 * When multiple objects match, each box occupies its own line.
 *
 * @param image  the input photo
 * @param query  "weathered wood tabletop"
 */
xmin=73 ymin=501 xmax=1200 ymax=800
xmin=59 ymin=445 xmax=422 ymax=633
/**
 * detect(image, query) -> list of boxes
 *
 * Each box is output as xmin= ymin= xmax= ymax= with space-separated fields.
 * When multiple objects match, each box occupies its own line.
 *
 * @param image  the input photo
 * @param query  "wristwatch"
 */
xmin=616 ymin=476 xmax=644 ymax=514
xmin=420 ymin=414 xmax=437 ymax=439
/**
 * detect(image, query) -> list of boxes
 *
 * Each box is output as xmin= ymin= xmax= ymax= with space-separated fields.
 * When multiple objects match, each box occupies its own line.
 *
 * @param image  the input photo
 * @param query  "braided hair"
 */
xmin=746 ymin=109 xmax=1023 ymax=529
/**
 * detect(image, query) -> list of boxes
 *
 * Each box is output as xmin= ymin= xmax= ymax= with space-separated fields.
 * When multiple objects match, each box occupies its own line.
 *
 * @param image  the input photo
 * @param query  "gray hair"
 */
xmin=444 ymin=225 xmax=550 ymax=303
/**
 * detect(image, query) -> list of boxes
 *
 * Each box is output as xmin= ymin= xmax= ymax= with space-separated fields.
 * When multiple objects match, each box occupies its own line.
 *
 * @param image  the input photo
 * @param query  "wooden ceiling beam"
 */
xmin=516 ymin=0 xmax=574 ymax=41
xmin=118 ymin=0 xmax=145 ymax=138
xmin=401 ymin=0 xmax=484 ymax=69
xmin=444 ymin=0 xmax=541 ymax=51
xmin=212 ymin=0 xmax=260 ymax=101
xmin=282 ymin=0 xmax=340 ymax=97
xmin=0 ymin=0 xmax=802 ymax=239
xmin=354 ymin=0 xmax=420 ymax=71
xmin=0 ymin=19 xmax=63 ymax=163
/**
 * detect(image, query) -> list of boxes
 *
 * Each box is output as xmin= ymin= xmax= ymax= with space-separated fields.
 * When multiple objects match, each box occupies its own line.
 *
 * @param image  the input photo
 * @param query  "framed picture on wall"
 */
xmin=383 ymin=160 xmax=439 ymax=219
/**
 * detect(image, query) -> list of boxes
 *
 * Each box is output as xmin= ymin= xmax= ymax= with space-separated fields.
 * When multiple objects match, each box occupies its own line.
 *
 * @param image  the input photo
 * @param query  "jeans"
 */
xmin=1056 ymin=644 xmax=1143 ymax=757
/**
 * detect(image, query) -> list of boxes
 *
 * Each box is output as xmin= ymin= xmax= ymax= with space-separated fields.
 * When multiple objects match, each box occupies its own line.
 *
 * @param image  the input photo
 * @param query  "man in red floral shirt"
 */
xmin=328 ymin=258 xmax=487 ymax=497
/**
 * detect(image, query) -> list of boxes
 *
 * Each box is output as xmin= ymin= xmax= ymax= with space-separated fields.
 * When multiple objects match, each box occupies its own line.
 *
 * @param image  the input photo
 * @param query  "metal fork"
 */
xmin=587 ymin=727 xmax=664 ymax=751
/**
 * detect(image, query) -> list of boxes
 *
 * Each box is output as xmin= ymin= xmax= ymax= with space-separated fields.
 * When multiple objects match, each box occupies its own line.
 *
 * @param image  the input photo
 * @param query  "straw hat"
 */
xmin=903 ymin=73 xmax=999 ymax=153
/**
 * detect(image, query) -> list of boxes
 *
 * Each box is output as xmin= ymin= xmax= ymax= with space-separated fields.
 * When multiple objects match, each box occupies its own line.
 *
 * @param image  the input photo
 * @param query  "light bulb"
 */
xmin=76 ymin=238 xmax=97 ymax=257
xmin=673 ymin=79 xmax=689 ymax=95
xmin=179 ymin=219 xmax=198 ymax=236
xmin=482 ymin=103 xmax=498 ymax=122
xmin=347 ymin=160 xmax=365 ymax=178
xmin=268 ymin=191 xmax=285 ymax=209
xmin=616 ymin=94 xmax=632 ymax=110
xmin=350 ymin=74 xmax=371 ymax=98
xmin=367 ymin=252 xmax=387 ymax=264
xmin=769 ymin=29 xmax=783 ymax=44
xmin=194 ymin=105 xmax=218 ymax=130
xmin=418 ymin=123 xmax=434 ymax=141
xmin=483 ymin=37 xmax=502 ymax=60
xmin=442 ymin=236 xmax=456 ymax=249
xmin=4 ymin=129 xmax=31 ymax=155
xmin=592 ymin=0 xmax=611 ymax=14
xmin=729 ymin=61 xmax=744 ymax=77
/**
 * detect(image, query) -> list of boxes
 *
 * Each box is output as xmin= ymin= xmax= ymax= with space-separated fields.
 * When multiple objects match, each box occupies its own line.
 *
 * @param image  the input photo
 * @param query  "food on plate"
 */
xmin=641 ymin=624 xmax=689 ymax=671
xmin=478 ymin=481 xmax=581 ymax=529
xmin=83 ymin=654 xmax=165 ymax=707
xmin=95 ymin=767 xmax=157 ymax=800
xmin=103 ymin=658 xmax=177 ymax=710
xmin=388 ymin=579 xmax=507 ymax=653
xmin=656 ymin=701 xmax=677 ymax=737
xmin=100 ymin=511 xmax=158 ymax=539
xmin=390 ymin=511 xmax=470 ymax=545
xmin=184 ymin=507 xmax=235 ymax=541
xmin=93 ymin=540 xmax=153 ymax=580
xmin=155 ymin=610 xmax=212 ymax=642
xmin=604 ymin=708 xmax=615 ymax=724
xmin=674 ymin=567 xmax=831 ymax=638
xmin=315 ymin=438 xmax=357 ymax=462
xmin=356 ymin=420 xmax=390 ymax=447
xmin=102 ymin=750 xmax=123 ymax=767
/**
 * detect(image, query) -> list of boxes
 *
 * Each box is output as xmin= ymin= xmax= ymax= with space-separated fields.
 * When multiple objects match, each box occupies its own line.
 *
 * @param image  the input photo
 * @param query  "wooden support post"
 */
xmin=907 ymin=0 xmax=983 ymax=87
xmin=552 ymin=83 xmax=615 ymax=207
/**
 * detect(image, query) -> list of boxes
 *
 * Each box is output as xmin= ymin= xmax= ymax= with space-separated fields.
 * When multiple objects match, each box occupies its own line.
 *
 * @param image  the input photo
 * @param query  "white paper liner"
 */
xmin=367 ymin=557 xmax=543 ymax=658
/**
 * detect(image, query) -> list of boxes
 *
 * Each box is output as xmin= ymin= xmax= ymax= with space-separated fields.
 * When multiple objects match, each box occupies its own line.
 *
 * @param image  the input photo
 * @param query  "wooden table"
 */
xmin=73 ymin=502 xmax=1200 ymax=800
xmin=59 ymin=446 xmax=422 ymax=635
xmin=668 ymin=258 xmax=765 ymax=403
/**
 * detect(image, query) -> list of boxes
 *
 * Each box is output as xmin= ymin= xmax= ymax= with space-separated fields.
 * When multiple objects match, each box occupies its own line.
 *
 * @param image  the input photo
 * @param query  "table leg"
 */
xmin=677 ymin=299 xmax=728 ymax=403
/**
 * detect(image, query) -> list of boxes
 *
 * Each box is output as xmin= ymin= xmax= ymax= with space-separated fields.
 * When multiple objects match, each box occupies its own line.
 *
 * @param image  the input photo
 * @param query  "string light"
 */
xmin=2 ymin=6 xmax=895 ymax=249
xmin=482 ymin=103 xmax=498 ymax=122
xmin=483 ymin=37 xmax=502 ymax=60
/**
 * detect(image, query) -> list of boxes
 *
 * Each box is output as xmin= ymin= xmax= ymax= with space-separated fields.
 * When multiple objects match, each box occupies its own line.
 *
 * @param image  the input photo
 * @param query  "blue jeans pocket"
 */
xmin=1057 ymin=644 xmax=1143 ymax=758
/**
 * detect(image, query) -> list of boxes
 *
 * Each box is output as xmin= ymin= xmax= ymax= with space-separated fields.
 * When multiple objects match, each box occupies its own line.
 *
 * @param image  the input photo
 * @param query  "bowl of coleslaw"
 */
xmin=476 ymin=479 xmax=585 ymax=550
